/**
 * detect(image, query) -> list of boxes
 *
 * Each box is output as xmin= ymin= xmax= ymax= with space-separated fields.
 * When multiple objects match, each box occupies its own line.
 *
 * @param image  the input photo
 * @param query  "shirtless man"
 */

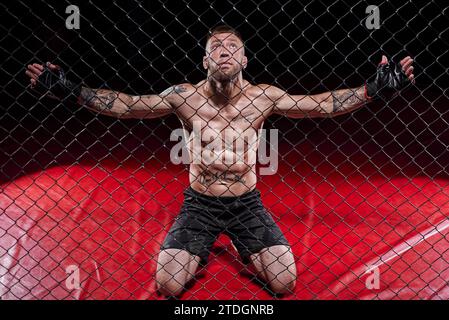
xmin=25 ymin=25 xmax=415 ymax=297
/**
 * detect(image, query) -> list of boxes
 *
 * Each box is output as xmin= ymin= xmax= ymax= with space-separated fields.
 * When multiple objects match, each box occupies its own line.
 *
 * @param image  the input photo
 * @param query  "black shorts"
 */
xmin=161 ymin=187 xmax=290 ymax=265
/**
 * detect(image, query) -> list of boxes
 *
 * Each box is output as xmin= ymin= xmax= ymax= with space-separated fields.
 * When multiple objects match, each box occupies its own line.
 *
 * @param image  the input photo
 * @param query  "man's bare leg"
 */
xmin=249 ymin=245 xmax=297 ymax=295
xmin=156 ymin=249 xmax=201 ymax=297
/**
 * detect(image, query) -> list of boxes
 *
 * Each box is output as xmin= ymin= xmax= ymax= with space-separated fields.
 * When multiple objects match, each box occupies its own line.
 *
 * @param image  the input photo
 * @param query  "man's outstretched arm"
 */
xmin=78 ymin=87 xmax=173 ymax=119
xmin=25 ymin=62 xmax=176 ymax=119
xmin=271 ymin=86 xmax=368 ymax=118
xmin=271 ymin=56 xmax=415 ymax=118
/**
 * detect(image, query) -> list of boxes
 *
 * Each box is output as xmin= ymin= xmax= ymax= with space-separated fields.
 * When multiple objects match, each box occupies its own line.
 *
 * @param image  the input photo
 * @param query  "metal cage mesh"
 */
xmin=1 ymin=0 xmax=449 ymax=300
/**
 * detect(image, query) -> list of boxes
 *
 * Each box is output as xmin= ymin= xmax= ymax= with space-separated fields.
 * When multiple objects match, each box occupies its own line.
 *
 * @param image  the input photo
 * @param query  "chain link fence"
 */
xmin=1 ymin=0 xmax=449 ymax=300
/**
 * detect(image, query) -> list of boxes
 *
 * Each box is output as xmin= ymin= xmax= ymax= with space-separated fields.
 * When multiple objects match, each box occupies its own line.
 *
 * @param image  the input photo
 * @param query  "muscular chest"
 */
xmin=179 ymin=95 xmax=267 ymax=132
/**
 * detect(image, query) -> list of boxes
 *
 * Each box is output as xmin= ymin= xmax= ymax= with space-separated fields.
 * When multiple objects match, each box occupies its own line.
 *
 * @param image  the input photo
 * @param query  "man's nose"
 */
xmin=219 ymin=48 xmax=231 ymax=58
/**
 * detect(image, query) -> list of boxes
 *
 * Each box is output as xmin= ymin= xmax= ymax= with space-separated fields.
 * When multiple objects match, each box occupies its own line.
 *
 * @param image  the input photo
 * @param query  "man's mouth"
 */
xmin=219 ymin=62 xmax=232 ymax=68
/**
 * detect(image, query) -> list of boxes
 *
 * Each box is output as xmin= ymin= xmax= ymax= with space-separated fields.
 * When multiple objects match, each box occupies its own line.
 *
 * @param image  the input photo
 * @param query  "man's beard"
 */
xmin=210 ymin=65 xmax=240 ymax=82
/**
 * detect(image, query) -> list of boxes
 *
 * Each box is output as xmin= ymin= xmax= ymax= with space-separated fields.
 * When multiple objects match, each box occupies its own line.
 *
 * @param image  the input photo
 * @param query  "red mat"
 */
xmin=1 ymin=146 xmax=449 ymax=300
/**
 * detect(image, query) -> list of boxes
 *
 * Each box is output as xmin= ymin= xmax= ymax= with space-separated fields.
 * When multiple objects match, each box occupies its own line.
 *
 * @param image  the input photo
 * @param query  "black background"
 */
xmin=1 ymin=0 xmax=449 ymax=182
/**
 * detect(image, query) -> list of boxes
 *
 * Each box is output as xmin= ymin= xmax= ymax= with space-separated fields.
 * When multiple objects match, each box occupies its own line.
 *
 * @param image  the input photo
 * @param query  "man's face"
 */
xmin=203 ymin=32 xmax=247 ymax=81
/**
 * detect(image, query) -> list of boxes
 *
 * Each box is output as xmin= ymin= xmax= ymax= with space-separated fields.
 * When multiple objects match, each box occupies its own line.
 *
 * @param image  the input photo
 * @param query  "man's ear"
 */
xmin=242 ymin=56 xmax=248 ymax=69
xmin=203 ymin=56 xmax=208 ymax=70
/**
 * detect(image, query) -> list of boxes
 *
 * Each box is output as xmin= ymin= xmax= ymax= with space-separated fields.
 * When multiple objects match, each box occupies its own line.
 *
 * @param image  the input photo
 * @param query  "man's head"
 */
xmin=203 ymin=25 xmax=247 ymax=81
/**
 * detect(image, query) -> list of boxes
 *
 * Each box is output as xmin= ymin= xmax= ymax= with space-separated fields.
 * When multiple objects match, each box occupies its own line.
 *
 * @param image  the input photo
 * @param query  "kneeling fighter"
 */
xmin=25 ymin=25 xmax=415 ymax=297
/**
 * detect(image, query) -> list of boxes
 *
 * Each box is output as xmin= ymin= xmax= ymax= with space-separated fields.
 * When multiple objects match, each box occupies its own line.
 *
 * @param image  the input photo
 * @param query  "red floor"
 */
xmin=1 ymin=147 xmax=449 ymax=300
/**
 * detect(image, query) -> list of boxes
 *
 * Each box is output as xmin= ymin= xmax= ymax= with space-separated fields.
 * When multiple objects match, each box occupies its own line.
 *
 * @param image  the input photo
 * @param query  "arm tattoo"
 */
xmin=331 ymin=88 xmax=365 ymax=113
xmin=160 ymin=85 xmax=187 ymax=97
xmin=80 ymin=88 xmax=117 ymax=110
xmin=198 ymin=171 xmax=246 ymax=187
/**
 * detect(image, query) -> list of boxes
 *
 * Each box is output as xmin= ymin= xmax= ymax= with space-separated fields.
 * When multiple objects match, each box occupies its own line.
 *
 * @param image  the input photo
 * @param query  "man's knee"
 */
xmin=269 ymin=271 xmax=297 ymax=294
xmin=156 ymin=273 xmax=185 ymax=297
xmin=156 ymin=249 xmax=200 ymax=297
xmin=251 ymin=245 xmax=297 ymax=295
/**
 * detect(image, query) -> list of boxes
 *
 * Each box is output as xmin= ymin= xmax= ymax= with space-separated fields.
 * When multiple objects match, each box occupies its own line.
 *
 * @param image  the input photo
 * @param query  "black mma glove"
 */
xmin=365 ymin=56 xmax=412 ymax=100
xmin=36 ymin=63 xmax=81 ymax=102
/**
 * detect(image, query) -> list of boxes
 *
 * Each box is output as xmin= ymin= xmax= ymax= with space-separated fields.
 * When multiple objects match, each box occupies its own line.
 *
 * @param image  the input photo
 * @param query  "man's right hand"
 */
xmin=25 ymin=62 xmax=81 ymax=101
xmin=26 ymin=62 xmax=56 ymax=88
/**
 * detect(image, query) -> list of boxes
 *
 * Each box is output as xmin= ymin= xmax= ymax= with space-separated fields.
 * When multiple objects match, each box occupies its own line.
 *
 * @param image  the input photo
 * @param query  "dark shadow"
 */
xmin=209 ymin=244 xmax=296 ymax=298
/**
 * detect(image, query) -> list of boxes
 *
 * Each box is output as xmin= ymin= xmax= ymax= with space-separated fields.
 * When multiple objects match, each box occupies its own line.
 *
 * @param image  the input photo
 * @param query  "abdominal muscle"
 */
xmin=189 ymin=161 xmax=257 ymax=197
xmin=186 ymin=126 xmax=260 ymax=196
